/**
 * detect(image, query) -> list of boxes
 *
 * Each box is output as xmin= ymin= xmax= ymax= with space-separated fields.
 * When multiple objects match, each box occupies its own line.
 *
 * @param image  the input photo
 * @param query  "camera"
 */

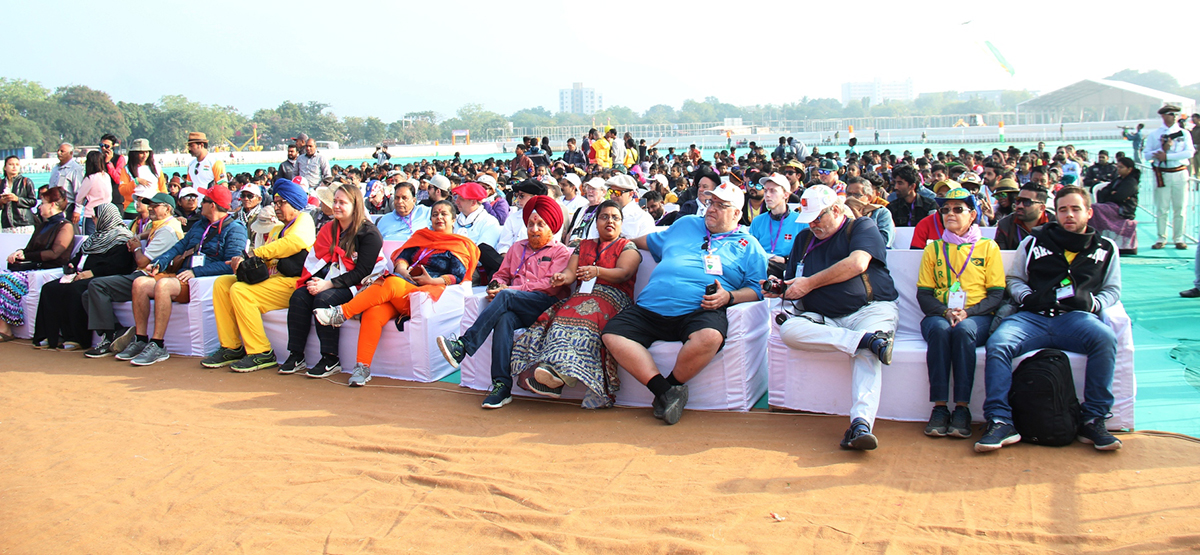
xmin=487 ymin=280 xmax=501 ymax=290
xmin=763 ymin=276 xmax=787 ymax=295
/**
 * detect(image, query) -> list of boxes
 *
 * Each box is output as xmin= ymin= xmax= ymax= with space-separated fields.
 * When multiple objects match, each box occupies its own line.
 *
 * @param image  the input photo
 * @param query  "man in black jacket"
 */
xmin=977 ymin=186 xmax=1123 ymax=453
xmin=1082 ymin=150 xmax=1118 ymax=191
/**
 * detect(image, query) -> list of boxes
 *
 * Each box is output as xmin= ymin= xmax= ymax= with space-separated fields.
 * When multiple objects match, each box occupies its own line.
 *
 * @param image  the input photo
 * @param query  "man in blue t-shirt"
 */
xmin=375 ymin=181 xmax=430 ymax=242
xmin=749 ymin=173 xmax=807 ymax=278
xmin=603 ymin=182 xmax=769 ymax=425
xmin=766 ymin=185 xmax=899 ymax=451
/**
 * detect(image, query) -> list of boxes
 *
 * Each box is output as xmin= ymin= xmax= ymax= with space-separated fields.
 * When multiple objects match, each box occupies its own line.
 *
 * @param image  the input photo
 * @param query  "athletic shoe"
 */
xmin=230 ymin=350 xmax=278 ymax=373
xmin=657 ymin=384 xmax=689 ymax=425
xmin=534 ymin=365 xmax=565 ymax=388
xmin=1077 ymin=419 xmax=1122 ymax=451
xmin=110 ymin=326 xmax=136 ymax=355
xmin=437 ymin=335 xmax=466 ymax=369
xmin=115 ymin=339 xmax=148 ymax=361
xmin=200 ymin=346 xmax=246 ymax=368
xmin=948 ymin=405 xmax=973 ymax=439
xmin=481 ymin=380 xmax=512 ymax=409
xmin=841 ymin=417 xmax=878 ymax=450
xmin=924 ymin=405 xmax=951 ymax=437
xmin=975 ymin=420 xmax=1021 ymax=453
xmin=130 ymin=342 xmax=170 ymax=366
xmin=866 ymin=330 xmax=894 ymax=365
xmin=84 ymin=337 xmax=117 ymax=359
xmin=652 ymin=395 xmax=665 ymax=420
xmin=58 ymin=341 xmax=82 ymax=352
xmin=305 ymin=355 xmax=342 ymax=378
xmin=277 ymin=353 xmax=307 ymax=375
xmin=519 ymin=372 xmax=562 ymax=398
xmin=313 ymin=306 xmax=346 ymax=327
xmin=348 ymin=363 xmax=371 ymax=387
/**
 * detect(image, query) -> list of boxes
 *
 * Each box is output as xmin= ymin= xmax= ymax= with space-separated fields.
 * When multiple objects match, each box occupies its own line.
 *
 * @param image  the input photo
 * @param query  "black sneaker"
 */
xmin=948 ymin=405 xmax=972 ymax=439
xmin=201 ymin=346 xmax=246 ymax=368
xmin=230 ymin=350 xmax=278 ymax=373
xmin=924 ymin=405 xmax=951 ymax=437
xmin=277 ymin=353 xmax=307 ymax=375
xmin=657 ymin=384 xmax=689 ymax=425
xmin=518 ymin=372 xmax=563 ymax=398
xmin=1077 ymin=418 xmax=1122 ymax=451
xmin=652 ymin=395 xmax=665 ymax=420
xmin=841 ymin=417 xmax=878 ymax=450
xmin=481 ymin=380 xmax=512 ymax=409
xmin=109 ymin=326 xmax=136 ymax=355
xmin=866 ymin=330 xmax=894 ymax=365
xmin=437 ymin=335 xmax=466 ymax=369
xmin=305 ymin=355 xmax=342 ymax=378
xmin=975 ymin=420 xmax=1020 ymax=453
xmin=84 ymin=337 xmax=117 ymax=358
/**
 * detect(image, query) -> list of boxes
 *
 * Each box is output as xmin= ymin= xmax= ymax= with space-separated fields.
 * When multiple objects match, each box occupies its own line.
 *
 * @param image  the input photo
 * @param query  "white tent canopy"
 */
xmin=1016 ymin=79 xmax=1195 ymax=124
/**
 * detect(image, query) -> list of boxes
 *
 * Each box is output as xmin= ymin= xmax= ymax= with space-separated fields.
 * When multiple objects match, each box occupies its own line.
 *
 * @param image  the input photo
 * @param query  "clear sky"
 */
xmin=4 ymin=0 xmax=1191 ymax=121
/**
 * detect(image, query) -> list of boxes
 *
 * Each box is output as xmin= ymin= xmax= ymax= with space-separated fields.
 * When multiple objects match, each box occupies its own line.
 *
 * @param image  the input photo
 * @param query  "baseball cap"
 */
xmin=239 ymin=184 xmax=263 ymax=198
xmin=133 ymin=183 xmax=157 ymax=201
xmin=584 ymin=177 xmax=607 ymax=191
xmin=957 ymin=172 xmax=983 ymax=189
xmin=148 ymin=192 xmax=176 ymax=210
xmin=650 ymin=174 xmax=668 ymax=188
xmin=561 ymin=173 xmax=582 ymax=189
xmin=429 ymin=175 xmax=452 ymax=192
xmin=709 ymin=181 xmax=745 ymax=208
xmin=796 ymin=185 xmax=839 ymax=223
xmin=936 ymin=187 xmax=978 ymax=212
xmin=818 ymin=159 xmax=838 ymax=172
xmin=476 ymin=174 xmax=499 ymax=190
xmin=758 ymin=173 xmax=789 ymax=190
xmin=932 ymin=179 xmax=961 ymax=194
xmin=452 ymin=182 xmax=488 ymax=201
xmin=178 ymin=186 xmax=200 ymax=199
xmin=290 ymin=133 xmax=310 ymax=142
xmin=198 ymin=184 xmax=233 ymax=211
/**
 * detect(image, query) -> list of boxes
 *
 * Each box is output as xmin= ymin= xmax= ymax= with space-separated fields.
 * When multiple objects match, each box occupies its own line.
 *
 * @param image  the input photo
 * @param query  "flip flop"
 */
xmin=0 ymin=333 xmax=16 ymax=343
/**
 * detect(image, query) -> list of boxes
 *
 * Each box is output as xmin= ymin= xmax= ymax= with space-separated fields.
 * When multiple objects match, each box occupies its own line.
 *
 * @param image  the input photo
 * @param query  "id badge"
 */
xmin=578 ymin=278 xmax=596 ymax=294
xmin=192 ymin=253 xmax=206 ymax=268
xmin=704 ymin=254 xmax=723 ymax=275
xmin=795 ymin=262 xmax=804 ymax=277
xmin=947 ymin=290 xmax=967 ymax=310
xmin=1056 ymin=284 xmax=1075 ymax=300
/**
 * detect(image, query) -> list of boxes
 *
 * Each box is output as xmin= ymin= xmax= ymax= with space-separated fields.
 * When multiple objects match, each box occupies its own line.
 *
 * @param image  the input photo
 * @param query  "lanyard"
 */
xmin=199 ymin=216 xmax=228 ymax=249
xmin=803 ymin=218 xmax=847 ymax=261
xmin=136 ymin=217 xmax=150 ymax=235
xmin=515 ymin=244 xmax=547 ymax=274
xmin=411 ymin=247 xmax=436 ymax=267
xmin=704 ymin=228 xmax=736 ymax=254
xmin=589 ymin=238 xmax=619 ymax=266
xmin=908 ymin=199 xmax=919 ymax=226
xmin=279 ymin=216 xmax=298 ymax=238
xmin=767 ymin=213 xmax=785 ymax=253
xmin=941 ymin=240 xmax=977 ymax=288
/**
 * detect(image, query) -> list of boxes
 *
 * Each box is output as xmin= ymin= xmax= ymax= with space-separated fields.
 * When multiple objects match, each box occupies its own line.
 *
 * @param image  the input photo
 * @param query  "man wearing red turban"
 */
xmin=437 ymin=195 xmax=573 ymax=409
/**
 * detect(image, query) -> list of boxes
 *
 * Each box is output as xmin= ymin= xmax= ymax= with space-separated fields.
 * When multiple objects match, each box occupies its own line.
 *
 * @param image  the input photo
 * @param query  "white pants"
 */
xmin=1154 ymin=168 xmax=1189 ymax=243
xmin=778 ymin=300 xmax=899 ymax=427
xmin=0 ymin=226 xmax=34 ymax=234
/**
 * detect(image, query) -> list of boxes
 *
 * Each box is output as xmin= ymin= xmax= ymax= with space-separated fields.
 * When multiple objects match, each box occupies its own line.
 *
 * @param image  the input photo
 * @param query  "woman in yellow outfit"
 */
xmin=201 ymin=178 xmax=316 ymax=372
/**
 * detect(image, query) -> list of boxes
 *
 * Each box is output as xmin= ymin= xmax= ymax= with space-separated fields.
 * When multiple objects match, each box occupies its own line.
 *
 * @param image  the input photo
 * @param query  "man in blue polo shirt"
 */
xmin=603 ymin=181 xmax=769 ymax=425
xmin=767 ymin=185 xmax=898 ymax=451
xmin=375 ymin=180 xmax=430 ymax=242
xmin=749 ymin=172 xmax=807 ymax=278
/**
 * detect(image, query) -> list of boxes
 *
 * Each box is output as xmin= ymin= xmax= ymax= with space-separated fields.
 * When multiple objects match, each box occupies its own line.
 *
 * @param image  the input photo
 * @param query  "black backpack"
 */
xmin=1008 ymin=349 xmax=1081 ymax=446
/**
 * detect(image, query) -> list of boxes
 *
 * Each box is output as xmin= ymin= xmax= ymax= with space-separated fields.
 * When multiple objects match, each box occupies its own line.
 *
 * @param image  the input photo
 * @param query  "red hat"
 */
xmin=453 ymin=182 xmax=488 ymax=201
xmin=522 ymin=195 xmax=563 ymax=233
xmin=198 ymin=185 xmax=233 ymax=211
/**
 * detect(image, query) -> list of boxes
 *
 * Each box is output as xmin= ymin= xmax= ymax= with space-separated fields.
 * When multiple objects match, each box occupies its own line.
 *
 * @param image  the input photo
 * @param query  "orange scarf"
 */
xmin=396 ymin=228 xmax=481 ymax=302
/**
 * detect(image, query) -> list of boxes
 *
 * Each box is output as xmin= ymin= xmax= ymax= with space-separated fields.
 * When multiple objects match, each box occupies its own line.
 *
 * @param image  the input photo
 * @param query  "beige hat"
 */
xmin=313 ymin=186 xmax=335 ymax=208
xmin=604 ymin=174 xmax=637 ymax=191
xmin=476 ymin=174 xmax=499 ymax=190
xmin=128 ymin=138 xmax=152 ymax=152
xmin=186 ymin=132 xmax=207 ymax=144
xmin=250 ymin=205 xmax=278 ymax=234
xmin=584 ymin=177 xmax=607 ymax=191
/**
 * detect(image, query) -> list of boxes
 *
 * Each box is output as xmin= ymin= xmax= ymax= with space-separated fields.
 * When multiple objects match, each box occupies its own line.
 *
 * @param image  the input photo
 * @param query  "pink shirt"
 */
xmin=76 ymin=173 xmax=113 ymax=218
xmin=493 ymin=239 xmax=572 ymax=298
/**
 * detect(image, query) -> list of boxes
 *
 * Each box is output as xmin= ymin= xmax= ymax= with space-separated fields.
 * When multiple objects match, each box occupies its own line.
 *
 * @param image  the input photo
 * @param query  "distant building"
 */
xmin=559 ymin=83 xmax=603 ymax=116
xmin=841 ymin=78 xmax=914 ymax=106
xmin=956 ymin=90 xmax=1006 ymax=106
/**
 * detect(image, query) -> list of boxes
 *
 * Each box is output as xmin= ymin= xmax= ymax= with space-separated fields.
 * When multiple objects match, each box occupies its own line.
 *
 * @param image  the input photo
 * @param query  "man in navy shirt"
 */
xmin=767 ymin=185 xmax=899 ymax=451
xmin=603 ymin=181 xmax=769 ymax=425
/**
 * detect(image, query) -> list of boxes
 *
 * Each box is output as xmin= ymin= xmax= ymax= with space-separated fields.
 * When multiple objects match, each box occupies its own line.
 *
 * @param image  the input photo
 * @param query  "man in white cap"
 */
xmin=561 ymin=177 xmax=608 ymax=247
xmin=596 ymin=174 xmax=654 ymax=240
xmin=174 ymin=186 xmax=202 ymax=232
xmin=1143 ymin=104 xmax=1196 ymax=250
xmin=602 ymin=181 xmax=769 ymax=425
xmin=231 ymin=184 xmax=264 ymax=225
xmin=766 ymin=185 xmax=898 ymax=451
xmin=421 ymin=175 xmax=451 ymax=209
xmin=558 ymin=173 xmax=588 ymax=216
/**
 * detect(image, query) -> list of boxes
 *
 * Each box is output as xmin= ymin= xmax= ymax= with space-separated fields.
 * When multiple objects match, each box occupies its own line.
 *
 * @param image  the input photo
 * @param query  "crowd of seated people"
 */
xmin=3 ymin=130 xmax=1140 ymax=455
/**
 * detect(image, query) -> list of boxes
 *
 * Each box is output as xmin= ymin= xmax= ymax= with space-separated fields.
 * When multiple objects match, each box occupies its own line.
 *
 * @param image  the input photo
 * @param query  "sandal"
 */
xmin=0 ymin=332 xmax=15 ymax=343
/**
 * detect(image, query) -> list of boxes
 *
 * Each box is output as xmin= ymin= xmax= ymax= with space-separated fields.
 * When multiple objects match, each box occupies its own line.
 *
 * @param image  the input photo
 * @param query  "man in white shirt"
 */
xmin=1143 ymin=104 xmax=1197 ymax=250
xmin=497 ymin=179 xmax=546 ymax=253
xmin=453 ymin=182 xmax=503 ymax=275
xmin=595 ymin=174 xmax=654 ymax=239
xmin=47 ymin=142 xmax=83 ymax=222
xmin=559 ymin=173 xmax=589 ymax=217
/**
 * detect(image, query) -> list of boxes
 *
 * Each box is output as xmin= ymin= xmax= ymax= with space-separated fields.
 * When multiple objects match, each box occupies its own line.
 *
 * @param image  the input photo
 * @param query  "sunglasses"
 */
xmin=240 ymin=192 xmax=258 ymax=199
xmin=784 ymin=170 xmax=798 ymax=175
xmin=747 ymin=182 xmax=764 ymax=190
xmin=1014 ymin=198 xmax=1043 ymax=207
xmin=100 ymin=143 xmax=114 ymax=149
xmin=817 ymin=170 xmax=833 ymax=175
xmin=938 ymin=206 xmax=971 ymax=215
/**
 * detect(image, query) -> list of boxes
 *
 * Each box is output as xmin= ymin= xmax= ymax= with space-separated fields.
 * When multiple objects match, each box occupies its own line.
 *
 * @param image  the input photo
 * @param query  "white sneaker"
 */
xmin=313 ymin=306 xmax=346 ymax=327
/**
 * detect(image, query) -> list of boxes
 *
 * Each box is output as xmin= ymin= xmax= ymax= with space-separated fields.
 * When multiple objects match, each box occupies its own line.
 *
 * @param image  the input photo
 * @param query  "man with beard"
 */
xmin=994 ymin=184 xmax=1055 ymax=250
xmin=278 ymin=144 xmax=299 ymax=181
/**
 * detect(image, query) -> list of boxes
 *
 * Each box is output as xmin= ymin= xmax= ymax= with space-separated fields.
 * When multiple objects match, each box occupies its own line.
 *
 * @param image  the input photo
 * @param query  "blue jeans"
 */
xmin=461 ymin=289 xmax=558 ymax=388
xmin=1193 ymin=245 xmax=1200 ymax=289
xmin=921 ymin=314 xmax=992 ymax=404
xmin=983 ymin=310 xmax=1116 ymax=423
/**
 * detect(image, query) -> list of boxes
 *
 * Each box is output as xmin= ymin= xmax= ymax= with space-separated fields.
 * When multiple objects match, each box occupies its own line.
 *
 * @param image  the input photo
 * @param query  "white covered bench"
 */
xmin=108 ymin=276 xmax=220 ymax=357
xmin=457 ymin=251 xmax=769 ymax=411
xmin=767 ymin=249 xmax=1136 ymax=430
xmin=261 ymin=240 xmax=466 ymax=382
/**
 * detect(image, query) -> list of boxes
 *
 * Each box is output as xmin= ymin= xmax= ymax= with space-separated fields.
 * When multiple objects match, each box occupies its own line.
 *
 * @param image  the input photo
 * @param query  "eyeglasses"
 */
xmin=1014 ymin=198 xmax=1043 ymax=207
xmin=272 ymin=198 xmax=287 ymax=206
xmin=703 ymin=199 xmax=734 ymax=210
xmin=938 ymin=206 xmax=971 ymax=215
xmin=596 ymin=214 xmax=622 ymax=222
